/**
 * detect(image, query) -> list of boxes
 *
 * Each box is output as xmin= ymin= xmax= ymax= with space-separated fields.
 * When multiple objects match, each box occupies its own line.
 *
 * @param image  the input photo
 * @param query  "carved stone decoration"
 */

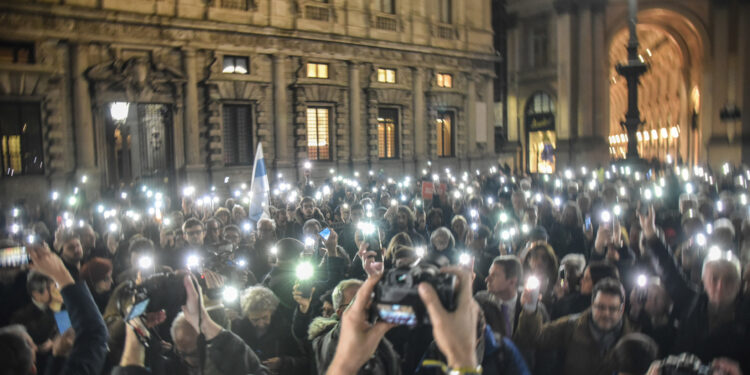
xmin=86 ymin=56 xmax=185 ymax=102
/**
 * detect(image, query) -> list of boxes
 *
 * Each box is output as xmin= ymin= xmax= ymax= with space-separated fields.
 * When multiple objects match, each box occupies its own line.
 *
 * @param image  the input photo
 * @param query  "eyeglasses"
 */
xmin=186 ymin=229 xmax=204 ymax=236
xmin=592 ymin=303 xmax=622 ymax=314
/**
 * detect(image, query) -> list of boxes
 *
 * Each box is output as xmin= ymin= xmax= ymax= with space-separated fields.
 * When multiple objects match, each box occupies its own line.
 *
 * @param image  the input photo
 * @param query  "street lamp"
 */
xmin=110 ymin=102 xmax=130 ymax=123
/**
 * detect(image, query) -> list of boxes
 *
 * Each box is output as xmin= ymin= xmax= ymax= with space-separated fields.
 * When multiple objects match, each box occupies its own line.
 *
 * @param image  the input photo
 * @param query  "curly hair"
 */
xmin=240 ymin=286 xmax=280 ymax=317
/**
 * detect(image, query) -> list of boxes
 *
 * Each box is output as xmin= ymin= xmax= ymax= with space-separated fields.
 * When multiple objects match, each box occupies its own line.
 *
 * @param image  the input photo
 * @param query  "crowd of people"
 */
xmin=0 ymin=159 xmax=749 ymax=375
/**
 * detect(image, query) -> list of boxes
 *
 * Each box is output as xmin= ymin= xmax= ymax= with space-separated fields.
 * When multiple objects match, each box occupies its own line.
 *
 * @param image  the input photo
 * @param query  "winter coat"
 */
xmin=309 ymin=317 xmax=401 ymax=375
xmin=230 ymin=307 xmax=307 ymax=375
xmin=644 ymin=236 xmax=750 ymax=373
xmin=515 ymin=308 xmax=634 ymax=375
xmin=111 ymin=330 xmax=269 ymax=375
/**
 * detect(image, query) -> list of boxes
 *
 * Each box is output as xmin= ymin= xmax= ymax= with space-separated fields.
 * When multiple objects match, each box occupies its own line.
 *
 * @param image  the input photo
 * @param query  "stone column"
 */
xmin=591 ymin=4 xmax=607 ymax=139
xmin=485 ymin=74 xmax=495 ymax=158
xmin=555 ymin=3 xmax=575 ymax=166
xmin=577 ymin=5 xmax=593 ymax=138
xmin=348 ymin=62 xmax=365 ymax=164
xmin=273 ymin=54 xmax=291 ymax=167
xmin=413 ymin=67 xmax=426 ymax=162
xmin=466 ymin=73 xmax=477 ymax=157
xmin=72 ymin=44 xmax=95 ymax=170
xmin=183 ymin=48 xmax=201 ymax=167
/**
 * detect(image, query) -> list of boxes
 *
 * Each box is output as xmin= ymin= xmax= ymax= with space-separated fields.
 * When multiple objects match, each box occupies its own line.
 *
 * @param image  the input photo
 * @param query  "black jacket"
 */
xmin=111 ymin=330 xmax=270 ymax=375
xmin=231 ymin=308 xmax=308 ymax=375
xmin=10 ymin=302 xmax=57 ymax=345
xmin=644 ymin=236 xmax=750 ymax=373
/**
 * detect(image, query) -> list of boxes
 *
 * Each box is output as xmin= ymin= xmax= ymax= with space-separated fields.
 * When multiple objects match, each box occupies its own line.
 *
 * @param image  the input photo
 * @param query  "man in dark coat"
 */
xmin=515 ymin=278 xmax=634 ymax=375
xmin=640 ymin=207 xmax=750 ymax=373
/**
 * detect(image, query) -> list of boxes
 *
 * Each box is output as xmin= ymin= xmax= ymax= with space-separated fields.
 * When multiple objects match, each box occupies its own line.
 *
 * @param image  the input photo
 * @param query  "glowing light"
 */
xmin=223 ymin=286 xmax=239 ymax=302
xmin=138 ymin=256 xmax=154 ymax=269
xmin=416 ymin=246 xmax=426 ymax=258
xmin=600 ymin=210 xmax=611 ymax=223
xmin=296 ymin=262 xmax=315 ymax=281
xmin=526 ymin=276 xmax=540 ymax=290
xmin=459 ymin=252 xmax=471 ymax=265
xmin=182 ymin=186 xmax=195 ymax=196
xmin=637 ymin=274 xmax=647 ymax=288
xmin=695 ymin=233 xmax=707 ymax=246
xmin=186 ymin=255 xmax=201 ymax=269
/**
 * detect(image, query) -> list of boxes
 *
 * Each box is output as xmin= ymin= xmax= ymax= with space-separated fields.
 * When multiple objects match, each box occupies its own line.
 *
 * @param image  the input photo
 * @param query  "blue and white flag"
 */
xmin=248 ymin=143 xmax=270 ymax=222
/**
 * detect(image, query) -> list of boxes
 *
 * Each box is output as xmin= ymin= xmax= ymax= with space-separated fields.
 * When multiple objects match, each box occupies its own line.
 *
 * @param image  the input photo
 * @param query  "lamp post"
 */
xmin=616 ymin=0 xmax=648 ymax=161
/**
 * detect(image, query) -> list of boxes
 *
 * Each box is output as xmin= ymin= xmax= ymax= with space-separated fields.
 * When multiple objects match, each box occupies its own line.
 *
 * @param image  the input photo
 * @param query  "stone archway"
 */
xmin=606 ymin=5 xmax=708 ymax=164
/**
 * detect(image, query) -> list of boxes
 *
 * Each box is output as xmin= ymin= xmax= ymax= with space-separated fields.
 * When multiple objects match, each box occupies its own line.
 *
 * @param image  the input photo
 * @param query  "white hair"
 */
xmin=240 ymin=286 xmax=280 ymax=317
xmin=332 ymin=279 xmax=363 ymax=310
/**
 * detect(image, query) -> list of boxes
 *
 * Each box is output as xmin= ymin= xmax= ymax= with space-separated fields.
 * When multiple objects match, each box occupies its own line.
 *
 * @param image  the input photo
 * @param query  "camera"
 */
xmin=372 ymin=252 xmax=456 ymax=327
xmin=658 ymin=353 xmax=714 ymax=375
xmin=121 ymin=271 xmax=189 ymax=318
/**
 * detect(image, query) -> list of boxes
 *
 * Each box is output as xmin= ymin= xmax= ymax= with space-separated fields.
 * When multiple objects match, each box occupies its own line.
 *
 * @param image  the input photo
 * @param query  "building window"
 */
xmin=307 ymin=63 xmax=329 ymax=79
xmin=222 ymin=104 xmax=253 ymax=165
xmin=530 ymin=26 xmax=549 ymax=67
xmin=379 ymin=0 xmax=395 ymax=14
xmin=377 ymin=68 xmax=397 ymax=83
xmin=0 ymin=102 xmax=44 ymax=176
xmin=378 ymin=108 xmax=399 ymax=159
xmin=436 ymin=110 xmax=454 ymax=157
xmin=219 ymin=0 xmax=248 ymax=10
xmin=222 ymin=55 xmax=249 ymax=74
xmin=436 ymin=73 xmax=453 ymax=88
xmin=306 ymin=107 xmax=331 ymax=160
xmin=0 ymin=42 xmax=35 ymax=64
xmin=305 ymin=4 xmax=331 ymax=21
xmin=438 ymin=0 xmax=451 ymax=23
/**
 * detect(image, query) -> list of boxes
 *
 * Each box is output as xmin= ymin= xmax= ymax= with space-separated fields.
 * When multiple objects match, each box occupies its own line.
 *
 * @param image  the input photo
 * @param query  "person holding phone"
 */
xmin=8 ymin=242 xmax=109 ymax=375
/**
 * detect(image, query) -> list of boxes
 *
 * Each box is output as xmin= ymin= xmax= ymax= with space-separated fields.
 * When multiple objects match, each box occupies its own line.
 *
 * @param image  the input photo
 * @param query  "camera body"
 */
xmin=372 ymin=253 xmax=456 ymax=327
xmin=659 ymin=353 xmax=714 ymax=375
xmin=120 ymin=271 xmax=189 ymax=318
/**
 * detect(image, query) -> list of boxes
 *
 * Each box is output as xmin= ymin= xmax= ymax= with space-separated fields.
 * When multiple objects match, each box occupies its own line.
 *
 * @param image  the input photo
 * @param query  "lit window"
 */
xmin=307 ymin=63 xmax=329 ymax=79
xmin=222 ymin=104 xmax=253 ymax=165
xmin=306 ymin=107 xmax=331 ymax=160
xmin=378 ymin=108 xmax=399 ymax=159
xmin=0 ymin=42 xmax=35 ymax=64
xmin=0 ymin=102 xmax=44 ymax=176
xmin=222 ymin=55 xmax=249 ymax=74
xmin=377 ymin=68 xmax=397 ymax=83
xmin=436 ymin=73 xmax=453 ymax=88
xmin=436 ymin=111 xmax=454 ymax=157
xmin=219 ymin=0 xmax=248 ymax=10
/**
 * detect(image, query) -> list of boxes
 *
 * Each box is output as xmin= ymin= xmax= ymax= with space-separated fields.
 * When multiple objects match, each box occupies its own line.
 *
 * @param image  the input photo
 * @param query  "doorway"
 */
xmin=107 ymin=103 xmax=174 ymax=189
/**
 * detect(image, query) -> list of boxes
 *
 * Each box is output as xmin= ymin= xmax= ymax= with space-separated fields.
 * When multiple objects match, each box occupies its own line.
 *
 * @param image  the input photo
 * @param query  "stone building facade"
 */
xmin=0 ymin=0 xmax=497 ymax=201
xmin=503 ymin=0 xmax=750 ymax=173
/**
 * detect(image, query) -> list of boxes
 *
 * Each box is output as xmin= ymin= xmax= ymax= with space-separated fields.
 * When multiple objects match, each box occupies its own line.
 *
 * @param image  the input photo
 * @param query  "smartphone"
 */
xmin=319 ymin=228 xmax=331 ymax=241
xmin=584 ymin=215 xmax=592 ymax=231
xmin=0 ymin=246 xmax=30 ymax=268
xmin=54 ymin=310 xmax=72 ymax=334
xmin=366 ymin=228 xmax=383 ymax=262
xmin=126 ymin=298 xmax=150 ymax=321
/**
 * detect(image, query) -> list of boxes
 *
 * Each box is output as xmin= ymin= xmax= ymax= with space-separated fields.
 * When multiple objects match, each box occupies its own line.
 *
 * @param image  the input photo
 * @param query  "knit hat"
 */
xmin=80 ymin=257 xmax=113 ymax=286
